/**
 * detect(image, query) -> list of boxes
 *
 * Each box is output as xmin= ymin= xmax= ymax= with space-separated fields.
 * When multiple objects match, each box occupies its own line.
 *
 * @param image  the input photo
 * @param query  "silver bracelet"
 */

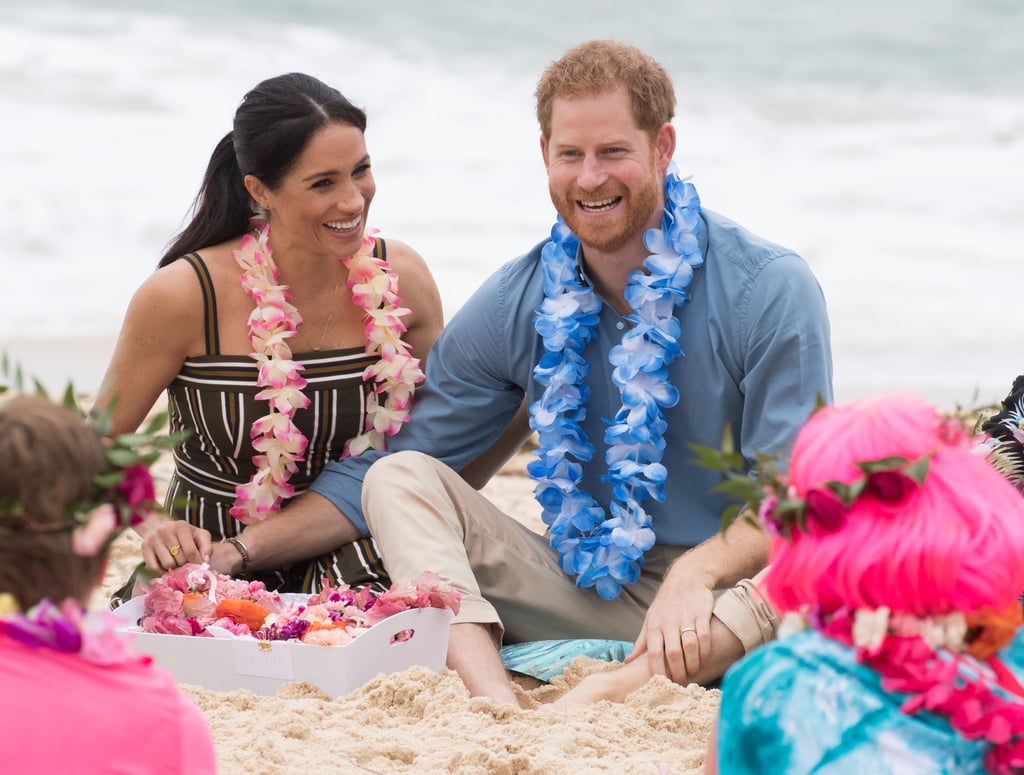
xmin=223 ymin=536 xmax=251 ymax=575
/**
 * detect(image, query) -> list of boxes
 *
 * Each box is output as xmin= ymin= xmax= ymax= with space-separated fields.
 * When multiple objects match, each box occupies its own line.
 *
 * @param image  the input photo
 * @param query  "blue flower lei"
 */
xmin=528 ymin=163 xmax=704 ymax=600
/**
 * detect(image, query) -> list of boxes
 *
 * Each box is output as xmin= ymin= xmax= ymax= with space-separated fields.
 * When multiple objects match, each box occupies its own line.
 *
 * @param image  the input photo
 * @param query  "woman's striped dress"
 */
xmin=161 ymin=249 xmax=391 ymax=594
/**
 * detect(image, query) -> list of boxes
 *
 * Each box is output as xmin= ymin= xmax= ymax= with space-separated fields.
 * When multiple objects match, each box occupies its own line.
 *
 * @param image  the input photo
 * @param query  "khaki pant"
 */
xmin=363 ymin=451 xmax=777 ymax=650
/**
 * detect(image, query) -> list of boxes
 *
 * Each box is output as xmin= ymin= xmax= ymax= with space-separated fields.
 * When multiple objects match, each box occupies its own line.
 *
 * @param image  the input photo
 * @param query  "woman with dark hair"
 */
xmin=100 ymin=72 xmax=444 ymax=598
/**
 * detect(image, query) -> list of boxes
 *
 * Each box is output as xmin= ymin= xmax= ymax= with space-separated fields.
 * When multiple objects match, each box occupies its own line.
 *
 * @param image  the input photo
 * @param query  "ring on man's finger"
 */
xmin=169 ymin=545 xmax=181 ymax=557
xmin=680 ymin=626 xmax=697 ymax=635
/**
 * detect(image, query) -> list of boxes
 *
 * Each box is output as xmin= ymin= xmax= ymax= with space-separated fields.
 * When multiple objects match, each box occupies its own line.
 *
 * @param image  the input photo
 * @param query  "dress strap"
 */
xmin=179 ymin=252 xmax=220 ymax=356
xmin=372 ymin=236 xmax=386 ymax=260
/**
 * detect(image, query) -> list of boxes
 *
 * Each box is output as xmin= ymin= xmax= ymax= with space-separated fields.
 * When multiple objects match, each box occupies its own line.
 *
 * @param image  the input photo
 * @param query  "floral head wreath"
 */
xmin=689 ymin=418 xmax=934 ymax=539
xmin=692 ymin=398 xmax=1022 ymax=538
xmin=0 ymin=357 xmax=183 ymax=557
xmin=755 ymin=453 xmax=931 ymax=538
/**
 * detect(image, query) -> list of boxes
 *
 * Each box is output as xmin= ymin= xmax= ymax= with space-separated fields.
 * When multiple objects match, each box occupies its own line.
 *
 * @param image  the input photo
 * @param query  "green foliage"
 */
xmin=1 ymin=354 xmax=189 ymax=527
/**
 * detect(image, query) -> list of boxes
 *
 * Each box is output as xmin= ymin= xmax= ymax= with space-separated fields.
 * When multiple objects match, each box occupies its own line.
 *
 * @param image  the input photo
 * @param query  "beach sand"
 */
xmin=97 ymin=450 xmax=718 ymax=775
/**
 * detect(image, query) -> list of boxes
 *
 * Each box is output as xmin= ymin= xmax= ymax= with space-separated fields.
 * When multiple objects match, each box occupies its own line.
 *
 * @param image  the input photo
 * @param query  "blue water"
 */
xmin=53 ymin=0 xmax=1024 ymax=94
xmin=1 ymin=0 xmax=1023 ymax=406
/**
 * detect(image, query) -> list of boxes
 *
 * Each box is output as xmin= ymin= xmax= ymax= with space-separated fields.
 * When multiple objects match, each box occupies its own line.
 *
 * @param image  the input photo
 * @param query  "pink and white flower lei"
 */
xmin=230 ymin=223 xmax=423 ymax=524
xmin=339 ymin=229 xmax=425 ymax=459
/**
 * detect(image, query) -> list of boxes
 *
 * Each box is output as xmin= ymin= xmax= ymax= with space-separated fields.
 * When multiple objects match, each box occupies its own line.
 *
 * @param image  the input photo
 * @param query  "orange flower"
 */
xmin=214 ymin=599 xmax=270 ymax=632
xmin=966 ymin=603 xmax=1024 ymax=660
xmin=302 ymin=620 xmax=349 ymax=637
xmin=301 ymin=620 xmax=354 ymax=646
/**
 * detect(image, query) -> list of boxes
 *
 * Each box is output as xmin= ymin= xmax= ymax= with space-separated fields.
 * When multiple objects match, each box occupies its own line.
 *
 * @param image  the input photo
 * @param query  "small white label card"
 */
xmin=232 ymin=640 xmax=296 ymax=680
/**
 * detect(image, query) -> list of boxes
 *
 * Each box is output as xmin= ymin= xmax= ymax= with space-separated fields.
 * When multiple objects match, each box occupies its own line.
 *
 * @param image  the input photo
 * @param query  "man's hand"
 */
xmin=626 ymin=560 xmax=716 ymax=683
xmin=625 ymin=513 xmax=770 ymax=684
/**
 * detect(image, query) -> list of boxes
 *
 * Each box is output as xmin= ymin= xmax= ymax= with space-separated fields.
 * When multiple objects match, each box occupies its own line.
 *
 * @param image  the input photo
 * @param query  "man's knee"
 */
xmin=364 ymin=450 xmax=434 ymax=489
xmin=362 ymin=450 xmax=436 ymax=532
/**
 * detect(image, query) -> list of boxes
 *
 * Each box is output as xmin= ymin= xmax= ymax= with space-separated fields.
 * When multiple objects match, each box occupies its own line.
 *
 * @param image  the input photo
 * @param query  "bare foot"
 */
xmin=448 ymin=623 xmax=521 ymax=707
xmin=548 ymin=658 xmax=652 ymax=709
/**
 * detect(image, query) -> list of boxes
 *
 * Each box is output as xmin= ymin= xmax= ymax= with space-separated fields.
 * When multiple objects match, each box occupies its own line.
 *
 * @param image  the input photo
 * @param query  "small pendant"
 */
xmin=312 ymin=345 xmax=321 ymax=351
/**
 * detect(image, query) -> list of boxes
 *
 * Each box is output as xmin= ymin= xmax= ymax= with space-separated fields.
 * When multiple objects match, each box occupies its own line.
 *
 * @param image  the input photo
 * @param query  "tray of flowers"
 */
xmin=113 ymin=564 xmax=458 ymax=698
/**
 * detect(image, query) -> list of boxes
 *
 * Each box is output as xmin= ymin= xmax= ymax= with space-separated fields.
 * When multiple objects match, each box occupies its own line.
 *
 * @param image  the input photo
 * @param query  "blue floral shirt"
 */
xmin=312 ymin=209 xmax=833 ymax=542
xmin=717 ymin=629 xmax=1024 ymax=774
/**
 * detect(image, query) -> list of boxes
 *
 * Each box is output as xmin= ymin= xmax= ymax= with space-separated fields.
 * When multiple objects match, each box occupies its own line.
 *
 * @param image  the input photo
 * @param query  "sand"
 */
xmin=97 ymin=451 xmax=718 ymax=775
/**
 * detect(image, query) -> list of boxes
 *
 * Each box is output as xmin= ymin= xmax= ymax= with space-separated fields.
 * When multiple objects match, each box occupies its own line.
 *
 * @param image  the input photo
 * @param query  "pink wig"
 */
xmin=763 ymin=394 xmax=1024 ymax=617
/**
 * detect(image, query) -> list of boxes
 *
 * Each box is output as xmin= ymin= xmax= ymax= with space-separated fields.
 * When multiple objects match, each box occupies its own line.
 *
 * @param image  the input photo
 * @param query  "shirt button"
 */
xmin=616 ymin=321 xmax=625 ymax=330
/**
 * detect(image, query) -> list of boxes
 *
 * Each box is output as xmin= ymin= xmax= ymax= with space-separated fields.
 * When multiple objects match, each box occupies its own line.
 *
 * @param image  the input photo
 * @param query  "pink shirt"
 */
xmin=0 ymin=635 xmax=217 ymax=773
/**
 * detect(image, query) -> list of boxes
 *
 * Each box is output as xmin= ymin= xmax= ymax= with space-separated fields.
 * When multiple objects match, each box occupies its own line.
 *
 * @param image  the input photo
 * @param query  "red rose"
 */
xmin=865 ymin=470 xmax=917 ymax=504
xmin=804 ymin=487 xmax=846 ymax=532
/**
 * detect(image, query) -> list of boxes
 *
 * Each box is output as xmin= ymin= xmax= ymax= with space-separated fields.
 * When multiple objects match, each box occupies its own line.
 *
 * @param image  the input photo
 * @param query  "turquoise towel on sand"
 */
xmin=500 ymin=639 xmax=632 ymax=682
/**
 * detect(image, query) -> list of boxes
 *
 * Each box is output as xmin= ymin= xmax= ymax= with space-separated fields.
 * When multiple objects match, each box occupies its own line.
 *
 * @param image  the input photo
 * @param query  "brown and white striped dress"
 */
xmin=161 ymin=247 xmax=390 ymax=594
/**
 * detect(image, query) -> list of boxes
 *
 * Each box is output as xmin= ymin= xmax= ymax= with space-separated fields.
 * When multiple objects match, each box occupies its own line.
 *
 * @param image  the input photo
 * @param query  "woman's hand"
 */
xmin=140 ymin=520 xmax=214 ymax=572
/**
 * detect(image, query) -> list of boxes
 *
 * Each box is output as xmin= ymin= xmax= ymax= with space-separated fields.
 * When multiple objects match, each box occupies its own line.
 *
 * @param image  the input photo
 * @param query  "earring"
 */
xmin=250 ymin=200 xmax=269 ymax=221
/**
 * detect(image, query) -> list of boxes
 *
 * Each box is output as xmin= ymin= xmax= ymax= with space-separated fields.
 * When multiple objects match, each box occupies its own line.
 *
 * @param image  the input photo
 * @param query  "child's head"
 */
xmin=763 ymin=394 xmax=1024 ymax=618
xmin=0 ymin=394 xmax=109 ymax=608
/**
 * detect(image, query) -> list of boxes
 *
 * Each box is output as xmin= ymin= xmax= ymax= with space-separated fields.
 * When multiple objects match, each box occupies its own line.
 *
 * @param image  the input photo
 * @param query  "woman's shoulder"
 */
xmin=378 ymin=237 xmax=429 ymax=276
xmin=139 ymin=242 xmax=240 ymax=298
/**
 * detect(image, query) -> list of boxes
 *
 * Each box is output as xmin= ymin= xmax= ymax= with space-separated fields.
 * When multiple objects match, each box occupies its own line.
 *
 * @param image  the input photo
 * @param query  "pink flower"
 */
xmin=145 ymin=585 xmax=185 ymax=618
xmin=143 ymin=614 xmax=199 ymax=636
xmin=116 ymin=464 xmax=156 ymax=506
xmin=77 ymin=609 xmax=136 ymax=666
xmin=757 ymin=495 xmax=781 ymax=536
xmin=342 ymin=431 xmax=383 ymax=459
xmin=115 ymin=464 xmax=156 ymax=525
xmin=231 ymin=479 xmax=282 ymax=523
xmin=369 ymin=402 xmax=412 ymax=435
xmin=71 ymin=505 xmax=119 ymax=556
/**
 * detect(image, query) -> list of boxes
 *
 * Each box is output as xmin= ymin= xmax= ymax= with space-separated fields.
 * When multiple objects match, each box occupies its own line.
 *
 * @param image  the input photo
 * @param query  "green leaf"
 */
xmin=688 ymin=442 xmax=743 ymax=472
xmin=796 ymin=508 xmax=809 ymax=535
xmin=855 ymin=456 xmax=910 ymax=475
xmin=105 ymin=447 xmax=141 ymax=467
xmin=114 ymin=433 xmax=155 ymax=448
xmin=842 ymin=478 xmax=866 ymax=504
xmin=142 ymin=412 xmax=171 ymax=435
xmin=904 ymin=455 xmax=932 ymax=485
xmin=94 ymin=472 xmax=124 ymax=489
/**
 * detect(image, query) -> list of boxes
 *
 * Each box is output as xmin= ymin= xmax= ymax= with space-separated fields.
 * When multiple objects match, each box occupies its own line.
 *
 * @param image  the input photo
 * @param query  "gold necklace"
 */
xmin=297 ymin=268 xmax=340 ymax=352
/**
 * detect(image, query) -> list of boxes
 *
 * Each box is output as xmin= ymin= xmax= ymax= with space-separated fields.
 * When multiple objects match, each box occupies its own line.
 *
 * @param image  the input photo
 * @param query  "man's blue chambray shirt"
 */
xmin=311 ymin=209 xmax=833 ymax=546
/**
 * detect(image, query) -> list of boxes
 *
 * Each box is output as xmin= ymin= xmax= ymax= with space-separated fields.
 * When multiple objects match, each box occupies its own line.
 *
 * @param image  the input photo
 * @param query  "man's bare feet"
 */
xmin=548 ymin=658 xmax=653 ymax=709
xmin=447 ymin=622 xmax=521 ymax=707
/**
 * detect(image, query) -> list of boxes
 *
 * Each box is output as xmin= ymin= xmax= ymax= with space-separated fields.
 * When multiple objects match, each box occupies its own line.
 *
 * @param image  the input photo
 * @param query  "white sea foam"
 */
xmin=2 ymin=1 xmax=1023 ymax=407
